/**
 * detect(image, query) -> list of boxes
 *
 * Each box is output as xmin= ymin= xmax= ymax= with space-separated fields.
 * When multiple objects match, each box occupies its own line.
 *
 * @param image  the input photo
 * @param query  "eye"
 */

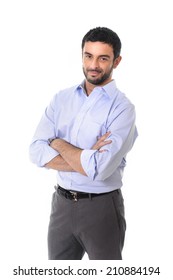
xmin=84 ymin=54 xmax=92 ymax=59
xmin=100 ymin=57 xmax=109 ymax=61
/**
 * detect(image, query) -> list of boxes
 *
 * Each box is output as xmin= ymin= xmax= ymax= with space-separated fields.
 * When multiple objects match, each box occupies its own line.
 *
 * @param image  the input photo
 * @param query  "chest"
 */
xmin=54 ymin=92 xmax=114 ymax=148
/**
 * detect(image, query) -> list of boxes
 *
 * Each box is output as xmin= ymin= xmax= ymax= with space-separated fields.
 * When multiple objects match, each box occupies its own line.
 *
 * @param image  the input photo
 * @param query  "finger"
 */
xmin=97 ymin=139 xmax=112 ymax=149
xmin=99 ymin=131 xmax=111 ymax=141
xmin=98 ymin=149 xmax=107 ymax=153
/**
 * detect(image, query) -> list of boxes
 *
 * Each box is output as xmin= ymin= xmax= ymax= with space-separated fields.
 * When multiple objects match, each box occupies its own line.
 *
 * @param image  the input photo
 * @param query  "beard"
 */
xmin=83 ymin=65 xmax=114 ymax=85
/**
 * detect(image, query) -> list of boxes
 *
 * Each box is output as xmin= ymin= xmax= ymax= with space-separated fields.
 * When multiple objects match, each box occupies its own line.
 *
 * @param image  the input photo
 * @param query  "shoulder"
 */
xmin=112 ymin=87 xmax=135 ymax=113
xmin=51 ymin=84 xmax=79 ymax=103
xmin=104 ymin=81 xmax=135 ymax=109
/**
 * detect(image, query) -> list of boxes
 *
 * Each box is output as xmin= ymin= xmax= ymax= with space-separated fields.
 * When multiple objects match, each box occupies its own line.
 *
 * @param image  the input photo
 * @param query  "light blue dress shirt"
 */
xmin=29 ymin=80 xmax=138 ymax=193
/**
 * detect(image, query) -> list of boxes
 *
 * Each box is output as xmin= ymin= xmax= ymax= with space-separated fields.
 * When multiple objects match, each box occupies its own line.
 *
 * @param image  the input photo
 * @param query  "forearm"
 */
xmin=44 ymin=154 xmax=74 ymax=171
xmin=50 ymin=139 xmax=87 ymax=176
xmin=49 ymin=132 xmax=112 ymax=175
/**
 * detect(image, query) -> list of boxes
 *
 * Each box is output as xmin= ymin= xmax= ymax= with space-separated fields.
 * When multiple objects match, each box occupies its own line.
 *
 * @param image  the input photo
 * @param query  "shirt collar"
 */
xmin=75 ymin=79 xmax=117 ymax=99
xmin=101 ymin=80 xmax=117 ymax=99
xmin=74 ymin=81 xmax=86 ymax=94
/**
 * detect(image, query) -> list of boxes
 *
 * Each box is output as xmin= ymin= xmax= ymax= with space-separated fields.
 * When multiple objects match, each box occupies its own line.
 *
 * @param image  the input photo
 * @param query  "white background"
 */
xmin=0 ymin=0 xmax=173 ymax=278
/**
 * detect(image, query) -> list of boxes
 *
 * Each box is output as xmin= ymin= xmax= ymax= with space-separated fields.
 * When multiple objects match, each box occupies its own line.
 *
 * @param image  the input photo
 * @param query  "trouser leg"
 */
xmin=48 ymin=191 xmax=85 ymax=260
xmin=78 ymin=189 xmax=126 ymax=260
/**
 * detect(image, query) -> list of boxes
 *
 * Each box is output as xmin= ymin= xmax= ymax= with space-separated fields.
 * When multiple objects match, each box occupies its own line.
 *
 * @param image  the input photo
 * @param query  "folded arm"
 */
xmin=30 ymin=97 xmax=137 ymax=180
xmin=44 ymin=132 xmax=112 ymax=175
xmin=44 ymin=154 xmax=74 ymax=172
xmin=76 ymin=104 xmax=138 ymax=181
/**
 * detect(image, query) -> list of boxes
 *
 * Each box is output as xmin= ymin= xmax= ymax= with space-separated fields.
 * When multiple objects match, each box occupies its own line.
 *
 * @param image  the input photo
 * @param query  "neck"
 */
xmin=84 ymin=81 xmax=95 ymax=96
xmin=84 ymin=79 xmax=113 ymax=96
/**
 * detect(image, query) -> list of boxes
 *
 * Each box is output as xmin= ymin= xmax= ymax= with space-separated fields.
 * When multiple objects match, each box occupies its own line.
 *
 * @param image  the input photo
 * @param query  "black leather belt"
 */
xmin=57 ymin=185 xmax=118 ymax=201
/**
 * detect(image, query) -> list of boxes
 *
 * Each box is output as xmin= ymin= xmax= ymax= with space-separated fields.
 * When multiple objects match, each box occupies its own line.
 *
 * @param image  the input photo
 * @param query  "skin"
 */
xmin=82 ymin=41 xmax=121 ymax=95
xmin=45 ymin=132 xmax=112 ymax=175
xmin=45 ymin=41 xmax=122 ymax=175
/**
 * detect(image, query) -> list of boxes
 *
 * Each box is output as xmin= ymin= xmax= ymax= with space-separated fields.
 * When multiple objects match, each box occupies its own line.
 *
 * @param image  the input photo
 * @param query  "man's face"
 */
xmin=82 ymin=41 xmax=118 ymax=86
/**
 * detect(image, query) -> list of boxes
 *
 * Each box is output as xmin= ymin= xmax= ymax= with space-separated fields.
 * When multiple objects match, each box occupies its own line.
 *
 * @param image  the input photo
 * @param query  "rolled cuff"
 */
xmin=80 ymin=149 xmax=97 ymax=180
xmin=29 ymin=142 xmax=59 ymax=167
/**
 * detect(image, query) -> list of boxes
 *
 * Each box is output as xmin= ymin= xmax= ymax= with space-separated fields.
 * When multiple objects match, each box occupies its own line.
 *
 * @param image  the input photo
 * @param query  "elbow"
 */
xmin=86 ymin=165 xmax=112 ymax=182
xmin=81 ymin=149 xmax=118 ymax=181
xmin=29 ymin=141 xmax=60 ymax=167
xmin=91 ymin=157 xmax=121 ymax=181
xmin=29 ymin=151 xmax=42 ymax=167
xmin=29 ymin=143 xmax=44 ymax=167
xmin=29 ymin=145 xmax=36 ymax=164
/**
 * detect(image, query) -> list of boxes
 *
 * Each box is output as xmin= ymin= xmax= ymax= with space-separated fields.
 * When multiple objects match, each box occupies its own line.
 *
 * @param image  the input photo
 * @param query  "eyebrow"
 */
xmin=84 ymin=52 xmax=111 ymax=58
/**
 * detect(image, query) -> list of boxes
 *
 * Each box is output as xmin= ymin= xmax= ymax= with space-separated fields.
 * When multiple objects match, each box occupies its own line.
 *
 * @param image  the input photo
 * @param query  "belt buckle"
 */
xmin=70 ymin=191 xmax=78 ymax=201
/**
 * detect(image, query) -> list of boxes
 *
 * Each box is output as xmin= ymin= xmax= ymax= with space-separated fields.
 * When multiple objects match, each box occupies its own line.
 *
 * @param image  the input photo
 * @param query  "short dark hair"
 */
xmin=82 ymin=27 xmax=121 ymax=59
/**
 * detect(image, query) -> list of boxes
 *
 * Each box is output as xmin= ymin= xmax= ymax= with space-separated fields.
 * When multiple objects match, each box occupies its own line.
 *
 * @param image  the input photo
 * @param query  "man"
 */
xmin=29 ymin=27 xmax=138 ymax=260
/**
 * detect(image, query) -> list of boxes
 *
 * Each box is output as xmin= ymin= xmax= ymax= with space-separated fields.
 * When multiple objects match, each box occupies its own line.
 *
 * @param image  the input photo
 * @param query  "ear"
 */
xmin=113 ymin=56 xmax=122 ymax=69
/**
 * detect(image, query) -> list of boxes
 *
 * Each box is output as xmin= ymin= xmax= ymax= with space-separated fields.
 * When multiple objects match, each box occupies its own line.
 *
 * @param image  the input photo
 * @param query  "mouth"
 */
xmin=88 ymin=70 xmax=102 ymax=77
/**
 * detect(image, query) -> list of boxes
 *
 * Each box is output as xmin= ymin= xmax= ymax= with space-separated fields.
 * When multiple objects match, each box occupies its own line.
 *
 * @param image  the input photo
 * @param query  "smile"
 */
xmin=88 ymin=70 xmax=102 ymax=76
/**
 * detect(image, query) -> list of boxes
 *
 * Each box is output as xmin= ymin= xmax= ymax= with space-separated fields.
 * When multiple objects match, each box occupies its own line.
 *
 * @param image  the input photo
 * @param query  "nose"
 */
xmin=90 ymin=58 xmax=99 ymax=69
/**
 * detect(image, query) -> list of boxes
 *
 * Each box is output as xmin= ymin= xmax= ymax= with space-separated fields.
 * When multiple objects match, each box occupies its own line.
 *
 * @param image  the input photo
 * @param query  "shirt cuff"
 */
xmin=30 ymin=143 xmax=59 ymax=167
xmin=80 ymin=149 xmax=97 ymax=180
xmin=41 ymin=146 xmax=60 ymax=167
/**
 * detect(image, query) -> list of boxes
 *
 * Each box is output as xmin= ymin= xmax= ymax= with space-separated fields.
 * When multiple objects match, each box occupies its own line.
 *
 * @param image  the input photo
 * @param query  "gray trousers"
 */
xmin=48 ymin=187 xmax=126 ymax=260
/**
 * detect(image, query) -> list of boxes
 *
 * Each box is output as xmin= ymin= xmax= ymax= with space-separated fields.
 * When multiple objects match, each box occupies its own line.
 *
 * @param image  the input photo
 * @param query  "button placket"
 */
xmin=70 ymin=89 xmax=103 ymax=146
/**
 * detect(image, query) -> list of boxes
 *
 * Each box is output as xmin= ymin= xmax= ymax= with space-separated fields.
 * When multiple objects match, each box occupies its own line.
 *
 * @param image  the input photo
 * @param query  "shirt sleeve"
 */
xmin=80 ymin=104 xmax=138 ymax=181
xmin=29 ymin=95 xmax=59 ymax=167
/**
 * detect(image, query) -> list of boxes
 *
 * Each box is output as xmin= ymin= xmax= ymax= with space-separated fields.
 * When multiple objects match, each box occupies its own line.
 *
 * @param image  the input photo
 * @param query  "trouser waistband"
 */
xmin=56 ymin=185 xmax=119 ymax=201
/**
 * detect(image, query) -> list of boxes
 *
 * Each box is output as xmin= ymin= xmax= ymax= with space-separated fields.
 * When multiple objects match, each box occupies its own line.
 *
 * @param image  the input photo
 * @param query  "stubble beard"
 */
xmin=83 ymin=66 xmax=114 ymax=86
